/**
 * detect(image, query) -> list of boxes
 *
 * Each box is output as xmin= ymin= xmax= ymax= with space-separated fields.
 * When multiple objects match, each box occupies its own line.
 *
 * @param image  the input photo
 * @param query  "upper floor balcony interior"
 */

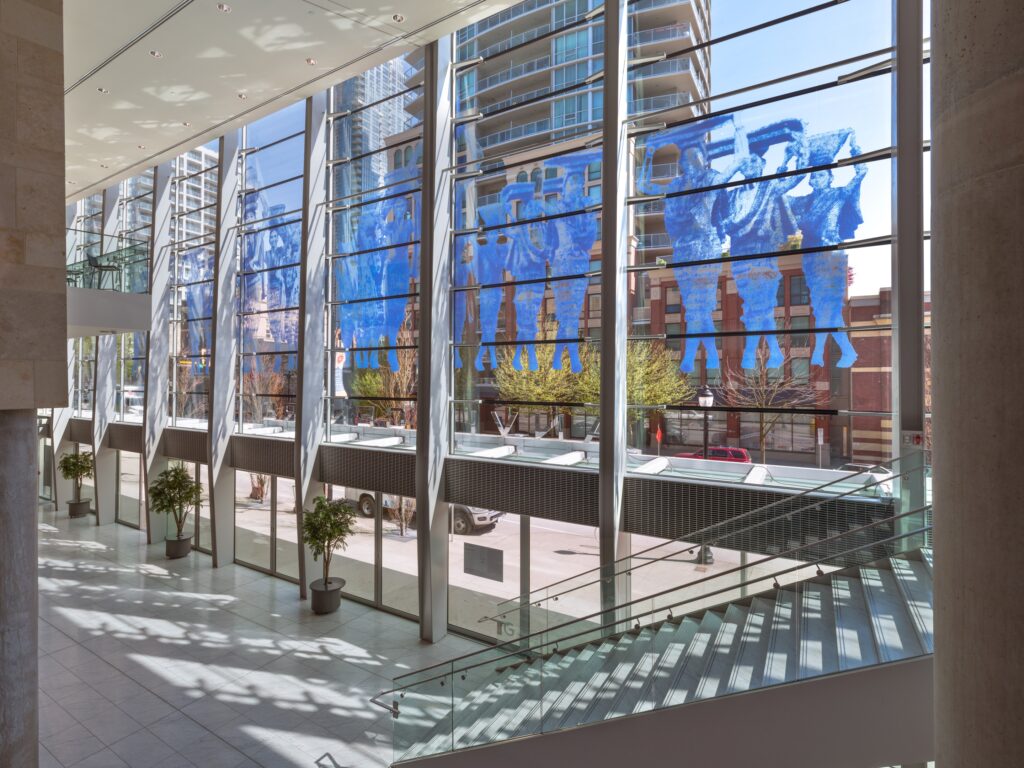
xmin=65 ymin=229 xmax=149 ymax=294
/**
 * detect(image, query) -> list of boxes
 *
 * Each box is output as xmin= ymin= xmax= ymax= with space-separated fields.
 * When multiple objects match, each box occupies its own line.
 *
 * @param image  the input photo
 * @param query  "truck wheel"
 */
xmin=358 ymin=494 xmax=376 ymax=518
xmin=453 ymin=509 xmax=471 ymax=536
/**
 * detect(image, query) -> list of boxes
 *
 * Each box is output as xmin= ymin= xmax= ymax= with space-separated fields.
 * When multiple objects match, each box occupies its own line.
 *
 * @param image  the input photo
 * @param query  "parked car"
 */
xmin=345 ymin=489 xmax=502 ymax=534
xmin=676 ymin=446 xmax=752 ymax=463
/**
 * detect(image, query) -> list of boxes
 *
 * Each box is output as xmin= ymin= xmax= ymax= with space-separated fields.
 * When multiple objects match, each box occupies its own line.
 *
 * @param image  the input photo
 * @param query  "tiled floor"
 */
xmin=36 ymin=505 xmax=483 ymax=768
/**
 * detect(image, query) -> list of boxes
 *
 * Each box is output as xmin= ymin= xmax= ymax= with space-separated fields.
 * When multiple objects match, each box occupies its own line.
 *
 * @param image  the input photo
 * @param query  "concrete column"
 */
xmin=932 ymin=2 xmax=1024 ymax=767
xmin=417 ymin=38 xmax=454 ymax=642
xmin=208 ymin=129 xmax=242 ymax=567
xmin=0 ymin=410 xmax=39 ymax=767
xmin=295 ymin=91 xmax=329 ymax=599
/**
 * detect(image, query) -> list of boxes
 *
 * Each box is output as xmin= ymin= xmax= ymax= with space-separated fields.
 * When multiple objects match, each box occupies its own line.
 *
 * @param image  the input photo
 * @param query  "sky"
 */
xmin=705 ymin=0 xmax=931 ymax=296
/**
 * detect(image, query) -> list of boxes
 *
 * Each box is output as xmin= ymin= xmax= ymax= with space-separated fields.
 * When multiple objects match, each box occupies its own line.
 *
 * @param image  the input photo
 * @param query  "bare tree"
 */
xmin=717 ymin=349 xmax=820 ymax=463
xmin=351 ymin=309 xmax=418 ymax=428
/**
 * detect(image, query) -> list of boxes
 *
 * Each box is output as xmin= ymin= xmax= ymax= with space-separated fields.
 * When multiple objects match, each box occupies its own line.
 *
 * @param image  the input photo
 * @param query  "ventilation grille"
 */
xmin=445 ymin=458 xmax=599 ymax=526
xmin=107 ymin=422 xmax=144 ymax=453
xmin=623 ymin=476 xmax=896 ymax=566
xmin=318 ymin=445 xmax=416 ymax=497
xmin=162 ymin=427 xmax=209 ymax=463
xmin=68 ymin=418 xmax=92 ymax=445
xmin=230 ymin=435 xmax=295 ymax=478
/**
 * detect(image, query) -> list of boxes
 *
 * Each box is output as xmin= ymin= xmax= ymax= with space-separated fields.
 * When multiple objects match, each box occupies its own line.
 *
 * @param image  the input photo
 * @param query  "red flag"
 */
xmin=655 ymin=425 xmax=663 ymax=444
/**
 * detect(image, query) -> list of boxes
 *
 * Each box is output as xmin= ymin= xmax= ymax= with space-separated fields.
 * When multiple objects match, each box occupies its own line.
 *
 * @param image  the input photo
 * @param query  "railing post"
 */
xmin=207 ymin=128 xmax=242 ymax=567
xmin=417 ymin=38 xmax=454 ymax=642
xmin=294 ymin=90 xmax=330 ymax=599
xmin=599 ymin=0 xmax=632 ymax=617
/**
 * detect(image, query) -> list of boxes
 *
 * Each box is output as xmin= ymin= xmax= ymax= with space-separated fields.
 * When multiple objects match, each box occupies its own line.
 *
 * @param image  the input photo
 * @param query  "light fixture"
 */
xmin=67 ymin=180 xmax=77 ymax=185
xmin=99 ymin=163 xmax=109 ymax=168
xmin=305 ymin=57 xmax=317 ymax=66
xmin=182 ymin=120 xmax=192 ymax=127
xmin=698 ymin=384 xmax=714 ymax=409
xmin=137 ymin=144 xmax=146 ymax=149
xmin=217 ymin=2 xmax=231 ymax=11
xmin=237 ymin=92 xmax=247 ymax=100
xmin=149 ymin=49 xmax=163 ymax=59
xmin=96 ymin=86 xmax=109 ymax=94
xmin=392 ymin=13 xmax=404 ymax=22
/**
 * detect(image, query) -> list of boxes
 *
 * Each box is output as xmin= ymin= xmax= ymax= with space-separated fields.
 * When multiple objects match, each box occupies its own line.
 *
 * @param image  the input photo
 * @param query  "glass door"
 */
xmin=115 ymin=450 xmax=144 ymax=528
xmin=233 ymin=471 xmax=299 ymax=583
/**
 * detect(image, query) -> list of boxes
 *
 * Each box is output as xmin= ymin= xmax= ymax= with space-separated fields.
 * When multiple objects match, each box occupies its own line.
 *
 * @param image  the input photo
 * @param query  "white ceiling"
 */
xmin=64 ymin=0 xmax=511 ymax=201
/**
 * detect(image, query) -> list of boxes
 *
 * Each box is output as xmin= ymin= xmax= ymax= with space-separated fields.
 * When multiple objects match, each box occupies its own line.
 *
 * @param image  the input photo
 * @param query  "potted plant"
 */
xmin=148 ymin=465 xmax=202 ymax=559
xmin=57 ymin=451 xmax=94 ymax=518
xmin=302 ymin=496 xmax=357 ymax=614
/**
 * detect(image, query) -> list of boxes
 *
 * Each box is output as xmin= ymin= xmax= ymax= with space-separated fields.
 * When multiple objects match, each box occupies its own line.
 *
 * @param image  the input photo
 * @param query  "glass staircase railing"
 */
xmin=370 ymin=454 xmax=932 ymax=763
xmin=65 ymin=228 xmax=150 ymax=293
xmin=473 ymin=453 xmax=928 ymax=645
xmin=374 ymin=501 xmax=933 ymax=763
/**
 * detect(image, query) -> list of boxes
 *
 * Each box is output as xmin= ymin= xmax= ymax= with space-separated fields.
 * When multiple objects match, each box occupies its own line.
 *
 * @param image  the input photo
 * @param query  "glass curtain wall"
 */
xmin=169 ymin=141 xmax=219 ymax=427
xmin=114 ymin=332 xmax=146 ymax=422
xmin=237 ymin=103 xmax=304 ymax=437
xmin=71 ymin=336 xmax=96 ymax=417
xmin=66 ymin=193 xmax=103 ymax=285
xmin=115 ymin=450 xmax=144 ymax=528
xmin=114 ymin=171 xmax=154 ymax=292
xmin=234 ymin=470 xmax=299 ymax=581
xmin=325 ymin=52 xmax=425 ymax=447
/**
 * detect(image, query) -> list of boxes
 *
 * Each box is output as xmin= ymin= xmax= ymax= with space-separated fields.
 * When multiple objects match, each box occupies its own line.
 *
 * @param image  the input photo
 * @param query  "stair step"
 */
xmin=920 ymin=547 xmax=933 ymax=576
xmin=497 ymin=649 xmax=578 ymax=740
xmin=832 ymin=575 xmax=879 ymax=671
xmin=763 ymin=589 xmax=799 ymax=686
xmin=890 ymin=557 xmax=934 ymax=652
xmin=558 ymin=633 xmax=640 ymax=729
xmin=608 ymin=623 xmax=678 ymax=718
xmin=661 ymin=611 xmax=724 ymax=707
xmin=539 ymin=641 xmax=614 ymax=732
xmin=478 ymin=659 xmax=551 ymax=744
xmin=726 ymin=596 xmax=775 ymax=694
xmin=633 ymin=617 xmax=700 ymax=714
xmin=581 ymin=628 xmax=658 ymax=724
xmin=799 ymin=582 xmax=839 ymax=679
xmin=860 ymin=566 xmax=925 ymax=662
xmin=458 ymin=660 xmax=544 ymax=748
xmin=695 ymin=604 xmax=748 ymax=700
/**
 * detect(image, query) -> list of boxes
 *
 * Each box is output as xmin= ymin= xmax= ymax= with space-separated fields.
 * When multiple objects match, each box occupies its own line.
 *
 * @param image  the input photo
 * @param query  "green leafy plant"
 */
xmin=148 ymin=465 xmax=202 ymax=540
xmin=302 ymin=496 xmax=358 ymax=584
xmin=57 ymin=451 xmax=93 ymax=502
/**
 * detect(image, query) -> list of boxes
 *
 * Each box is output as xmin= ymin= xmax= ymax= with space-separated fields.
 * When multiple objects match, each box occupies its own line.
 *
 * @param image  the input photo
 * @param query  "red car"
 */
xmin=676 ymin=446 xmax=752 ymax=463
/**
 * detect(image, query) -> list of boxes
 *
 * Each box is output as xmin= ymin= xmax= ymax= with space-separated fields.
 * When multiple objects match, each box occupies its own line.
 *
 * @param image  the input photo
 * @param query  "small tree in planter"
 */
xmin=302 ymin=496 xmax=357 ymax=614
xmin=149 ymin=465 xmax=202 ymax=559
xmin=58 ymin=451 xmax=94 ymax=518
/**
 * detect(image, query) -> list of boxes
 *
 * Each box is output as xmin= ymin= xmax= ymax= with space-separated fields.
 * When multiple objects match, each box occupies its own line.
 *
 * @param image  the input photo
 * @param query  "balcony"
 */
xmin=474 ymin=54 xmax=552 ymax=95
xmin=65 ymin=229 xmax=151 ymax=337
xmin=456 ymin=0 xmax=556 ymax=44
xmin=629 ymin=91 xmax=690 ymax=116
xmin=628 ymin=22 xmax=692 ymax=47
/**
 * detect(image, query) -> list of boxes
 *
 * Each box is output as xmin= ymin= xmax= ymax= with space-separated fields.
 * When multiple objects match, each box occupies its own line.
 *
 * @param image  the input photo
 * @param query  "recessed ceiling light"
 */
xmin=149 ymin=49 xmax=163 ymax=59
xmin=100 ymin=164 xmax=108 ymax=168
xmin=237 ymin=92 xmax=247 ymax=100
xmin=96 ymin=86 xmax=109 ymax=94
xmin=137 ymin=144 xmax=146 ymax=149
xmin=67 ymin=180 xmax=78 ymax=185
xmin=392 ymin=13 xmax=404 ymax=22
xmin=306 ymin=57 xmax=317 ymax=66
xmin=182 ymin=120 xmax=192 ymax=127
xmin=217 ymin=2 xmax=231 ymax=12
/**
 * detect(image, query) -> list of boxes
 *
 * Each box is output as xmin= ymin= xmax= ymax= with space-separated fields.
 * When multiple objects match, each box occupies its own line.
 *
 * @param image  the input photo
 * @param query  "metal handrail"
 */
xmin=477 ymin=453 xmax=918 ymax=624
xmin=476 ymin=464 xmax=911 ymax=628
xmin=371 ymin=505 xmax=932 ymax=716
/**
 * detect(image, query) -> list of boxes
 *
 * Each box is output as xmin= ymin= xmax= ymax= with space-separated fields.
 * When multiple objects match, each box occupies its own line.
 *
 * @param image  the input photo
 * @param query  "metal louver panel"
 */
xmin=162 ymin=427 xmax=210 ymax=463
xmin=107 ymin=422 xmax=144 ymax=453
xmin=317 ymin=445 xmax=416 ymax=497
xmin=445 ymin=458 xmax=599 ymax=526
xmin=68 ymin=418 xmax=92 ymax=445
xmin=230 ymin=435 xmax=295 ymax=478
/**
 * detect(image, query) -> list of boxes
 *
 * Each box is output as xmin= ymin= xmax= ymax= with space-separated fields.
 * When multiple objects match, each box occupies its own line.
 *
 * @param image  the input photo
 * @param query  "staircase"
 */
xmin=394 ymin=547 xmax=934 ymax=763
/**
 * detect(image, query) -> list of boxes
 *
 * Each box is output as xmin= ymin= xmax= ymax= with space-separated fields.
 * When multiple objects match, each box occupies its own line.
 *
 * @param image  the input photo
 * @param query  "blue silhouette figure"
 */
xmin=504 ymin=181 xmax=551 ymax=372
xmin=638 ymin=117 xmax=750 ymax=373
xmin=725 ymin=120 xmax=807 ymax=370
xmin=789 ymin=130 xmax=865 ymax=368
xmin=353 ymin=202 xmax=385 ymax=369
xmin=473 ymin=202 xmax=513 ymax=372
xmin=382 ymin=169 xmax=418 ymax=372
xmin=545 ymin=152 xmax=601 ymax=373
xmin=452 ymin=184 xmax=473 ymax=370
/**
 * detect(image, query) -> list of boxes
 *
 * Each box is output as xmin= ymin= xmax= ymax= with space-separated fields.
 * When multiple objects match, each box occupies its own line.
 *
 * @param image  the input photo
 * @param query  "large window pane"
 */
xmin=235 ymin=470 xmax=272 ymax=570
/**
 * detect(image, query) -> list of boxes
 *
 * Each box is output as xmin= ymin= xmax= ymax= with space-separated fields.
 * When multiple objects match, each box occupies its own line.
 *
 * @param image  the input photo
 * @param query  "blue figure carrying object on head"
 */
xmin=473 ymin=202 xmax=513 ymax=372
xmin=638 ymin=117 xmax=751 ymax=373
xmin=545 ymin=151 xmax=600 ymax=373
xmin=789 ymin=130 xmax=865 ymax=368
xmin=503 ymin=180 xmax=551 ymax=372
xmin=381 ymin=168 xmax=418 ymax=372
xmin=724 ymin=120 xmax=807 ymax=370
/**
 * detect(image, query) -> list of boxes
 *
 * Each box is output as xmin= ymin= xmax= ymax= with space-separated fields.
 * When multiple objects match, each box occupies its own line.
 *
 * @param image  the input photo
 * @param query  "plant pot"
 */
xmin=165 ymin=536 xmax=193 ymax=559
xmin=67 ymin=500 xmax=91 ymax=518
xmin=310 ymin=577 xmax=345 ymax=615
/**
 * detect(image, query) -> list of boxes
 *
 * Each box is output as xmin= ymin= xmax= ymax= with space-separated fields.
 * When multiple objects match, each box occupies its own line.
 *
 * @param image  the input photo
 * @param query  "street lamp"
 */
xmin=697 ymin=384 xmax=714 ymax=565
